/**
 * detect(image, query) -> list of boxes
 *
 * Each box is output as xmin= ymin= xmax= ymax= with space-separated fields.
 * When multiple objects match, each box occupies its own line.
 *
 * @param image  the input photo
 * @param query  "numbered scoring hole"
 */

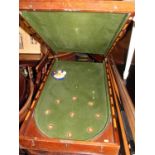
xmin=45 ymin=109 xmax=51 ymax=115
xmin=87 ymin=127 xmax=94 ymax=133
xmin=48 ymin=123 xmax=54 ymax=130
xmin=88 ymin=101 xmax=94 ymax=106
xmin=55 ymin=99 xmax=61 ymax=104
xmin=66 ymin=131 xmax=72 ymax=138
xmin=69 ymin=112 xmax=75 ymax=118
xmin=95 ymin=113 xmax=101 ymax=119
xmin=72 ymin=96 xmax=77 ymax=101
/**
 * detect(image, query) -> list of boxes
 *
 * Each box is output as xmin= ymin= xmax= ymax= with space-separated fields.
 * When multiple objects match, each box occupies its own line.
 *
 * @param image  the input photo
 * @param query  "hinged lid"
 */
xmin=20 ymin=0 xmax=134 ymax=56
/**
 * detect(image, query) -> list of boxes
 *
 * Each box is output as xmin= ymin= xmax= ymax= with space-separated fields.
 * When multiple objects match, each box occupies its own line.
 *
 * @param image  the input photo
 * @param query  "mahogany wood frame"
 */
xmin=20 ymin=0 xmax=135 ymax=57
xmin=20 ymin=59 xmax=121 ymax=155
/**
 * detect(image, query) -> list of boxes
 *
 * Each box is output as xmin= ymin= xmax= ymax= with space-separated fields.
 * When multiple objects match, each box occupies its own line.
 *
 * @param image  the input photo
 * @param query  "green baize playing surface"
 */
xmin=34 ymin=61 xmax=111 ymax=140
xmin=22 ymin=11 xmax=127 ymax=55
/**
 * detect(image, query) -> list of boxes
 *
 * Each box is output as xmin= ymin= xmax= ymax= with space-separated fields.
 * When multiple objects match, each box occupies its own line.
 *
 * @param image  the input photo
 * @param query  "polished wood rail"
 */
xmin=106 ymin=62 xmax=131 ymax=155
xmin=108 ymin=57 xmax=135 ymax=142
xmin=20 ymin=0 xmax=134 ymax=13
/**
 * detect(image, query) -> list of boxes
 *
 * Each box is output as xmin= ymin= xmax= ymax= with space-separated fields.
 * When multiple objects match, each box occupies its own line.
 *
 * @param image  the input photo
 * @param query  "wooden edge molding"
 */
xmin=105 ymin=63 xmax=119 ymax=144
xmin=106 ymin=13 xmax=134 ymax=57
xmin=19 ymin=0 xmax=134 ymax=13
xmin=19 ymin=136 xmax=120 ymax=155
xmin=106 ymin=61 xmax=131 ymax=155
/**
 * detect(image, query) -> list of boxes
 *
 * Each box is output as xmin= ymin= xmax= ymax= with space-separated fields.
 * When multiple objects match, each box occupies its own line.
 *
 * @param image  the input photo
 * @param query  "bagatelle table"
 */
xmin=20 ymin=60 xmax=120 ymax=155
xmin=19 ymin=0 xmax=134 ymax=154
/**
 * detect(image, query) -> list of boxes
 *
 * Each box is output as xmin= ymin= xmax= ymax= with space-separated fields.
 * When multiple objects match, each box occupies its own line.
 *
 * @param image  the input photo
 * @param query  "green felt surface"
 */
xmin=34 ymin=61 xmax=111 ymax=140
xmin=22 ymin=11 xmax=127 ymax=55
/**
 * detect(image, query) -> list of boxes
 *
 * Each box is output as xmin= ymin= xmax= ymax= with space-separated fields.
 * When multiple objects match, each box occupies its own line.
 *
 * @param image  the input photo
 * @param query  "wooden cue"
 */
xmin=109 ymin=58 xmax=135 ymax=142
xmin=48 ymin=52 xmax=74 ymax=59
xmin=107 ymin=63 xmax=130 ymax=155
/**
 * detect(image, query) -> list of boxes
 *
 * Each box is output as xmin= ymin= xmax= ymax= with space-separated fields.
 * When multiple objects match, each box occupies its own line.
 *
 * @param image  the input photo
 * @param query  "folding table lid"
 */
xmin=20 ymin=0 xmax=134 ymax=56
